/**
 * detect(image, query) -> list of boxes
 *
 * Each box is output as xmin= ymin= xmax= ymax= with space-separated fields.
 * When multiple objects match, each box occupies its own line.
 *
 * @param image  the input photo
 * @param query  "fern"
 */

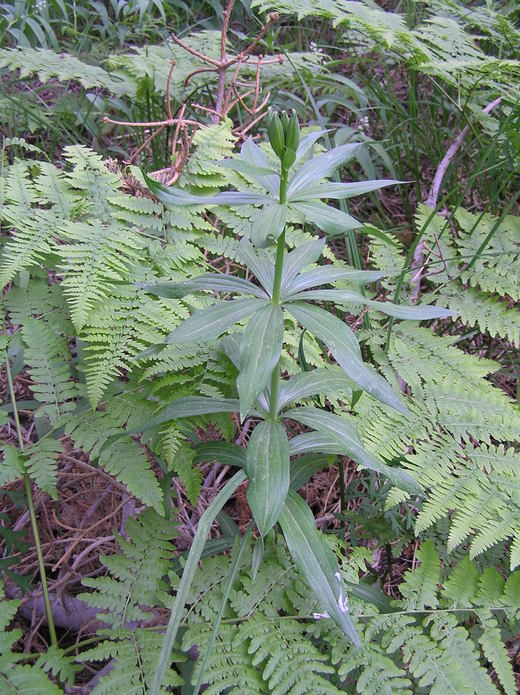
xmin=0 ymin=580 xmax=62 ymax=693
xmin=80 ymin=508 xmax=177 ymax=628
xmin=64 ymin=402 xmax=163 ymax=511
xmin=0 ymin=46 xmax=131 ymax=96
xmin=57 ymin=219 xmax=144 ymax=331
xmin=77 ymin=628 xmax=183 ymax=694
xmin=21 ymin=318 xmax=78 ymax=426
xmin=399 ymin=541 xmax=440 ymax=610
xmin=170 ymin=533 xmax=518 ymax=694
xmin=25 ymin=438 xmax=63 ymax=500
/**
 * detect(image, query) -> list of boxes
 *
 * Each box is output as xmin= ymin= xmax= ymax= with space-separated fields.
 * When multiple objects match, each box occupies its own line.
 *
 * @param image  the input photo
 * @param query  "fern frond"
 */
xmin=235 ymin=615 xmax=344 ymax=695
xmin=81 ymin=271 xmax=185 ymax=407
xmin=80 ymin=509 xmax=176 ymax=627
xmin=25 ymin=438 xmax=63 ymax=500
xmin=0 ymin=47 xmax=131 ymax=96
xmin=21 ymin=318 xmax=78 ymax=426
xmin=77 ymin=628 xmax=183 ymax=694
xmin=399 ymin=541 xmax=440 ymax=610
xmin=58 ymin=220 xmax=143 ymax=331
xmin=65 ymin=403 xmax=163 ymax=510
xmin=0 ymin=445 xmax=24 ymax=486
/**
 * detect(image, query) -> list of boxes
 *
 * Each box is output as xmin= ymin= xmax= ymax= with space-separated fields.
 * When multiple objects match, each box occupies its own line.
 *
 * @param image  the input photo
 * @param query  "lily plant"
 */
xmin=141 ymin=111 xmax=452 ymax=693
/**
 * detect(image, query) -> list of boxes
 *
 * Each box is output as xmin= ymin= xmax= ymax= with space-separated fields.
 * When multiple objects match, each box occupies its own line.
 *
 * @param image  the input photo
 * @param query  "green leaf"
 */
xmin=289 ymin=453 xmax=332 ymax=491
xmin=286 ymin=302 xmax=407 ymax=414
xmin=129 ymin=397 xmax=240 ymax=433
xmin=277 ymin=367 xmax=352 ymax=410
xmin=280 ymin=238 xmax=326 ymax=291
xmin=166 ymin=298 xmax=267 ymax=344
xmin=284 ymin=407 xmax=419 ymax=493
xmin=289 ymin=431 xmax=345 ymax=456
xmin=217 ymin=158 xmax=277 ymax=178
xmin=240 ymin=137 xmax=280 ymax=196
xmin=279 ymin=491 xmax=361 ymax=645
xmin=246 ymin=421 xmax=290 ymax=536
xmin=294 ymin=130 xmax=328 ymax=163
xmin=287 ymin=289 xmax=453 ymax=320
xmin=237 ymin=304 xmax=284 ymax=420
xmin=140 ymin=275 xmax=268 ymax=299
xmin=290 ymin=179 xmax=400 ymax=202
xmin=250 ymin=204 xmax=288 ymax=247
xmin=143 ymin=171 xmax=268 ymax=207
xmin=291 ymin=200 xmax=361 ymax=234
xmin=283 ymin=266 xmax=385 ymax=296
xmin=194 ymin=442 xmax=246 ymax=468
xmin=287 ymin=143 xmax=361 ymax=198
xmin=238 ymin=239 xmax=274 ymax=295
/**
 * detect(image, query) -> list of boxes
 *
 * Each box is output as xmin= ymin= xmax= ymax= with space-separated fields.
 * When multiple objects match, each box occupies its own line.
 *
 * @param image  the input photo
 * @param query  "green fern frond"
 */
xmin=25 ymin=438 xmax=63 ymax=500
xmin=81 ymin=272 xmax=185 ymax=407
xmin=399 ymin=541 xmax=440 ymax=610
xmin=80 ymin=509 xmax=176 ymax=627
xmin=235 ymin=615 xmax=344 ymax=695
xmin=0 ymin=446 xmax=24 ymax=486
xmin=58 ymin=220 xmax=143 ymax=331
xmin=65 ymin=403 xmax=162 ymax=510
xmin=440 ymin=286 xmax=520 ymax=346
xmin=0 ymin=47 xmax=131 ymax=96
xmin=165 ymin=444 xmax=202 ymax=506
xmin=78 ymin=628 xmax=183 ymax=694
xmin=21 ymin=318 xmax=78 ymax=426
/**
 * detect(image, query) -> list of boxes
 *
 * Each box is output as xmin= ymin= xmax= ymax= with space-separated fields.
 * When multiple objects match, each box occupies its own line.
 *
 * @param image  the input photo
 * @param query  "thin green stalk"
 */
xmin=269 ymin=165 xmax=289 ymax=419
xmin=4 ymin=348 xmax=58 ymax=648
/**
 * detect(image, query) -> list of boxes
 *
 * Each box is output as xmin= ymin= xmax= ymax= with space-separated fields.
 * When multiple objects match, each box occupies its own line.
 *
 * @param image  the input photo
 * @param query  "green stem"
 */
xmin=269 ymin=165 xmax=289 ymax=419
xmin=4 ymin=349 xmax=58 ymax=648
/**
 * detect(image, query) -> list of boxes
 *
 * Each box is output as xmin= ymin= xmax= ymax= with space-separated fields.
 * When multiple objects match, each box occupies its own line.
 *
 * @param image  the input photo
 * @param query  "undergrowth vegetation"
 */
xmin=1 ymin=0 xmax=519 ymax=692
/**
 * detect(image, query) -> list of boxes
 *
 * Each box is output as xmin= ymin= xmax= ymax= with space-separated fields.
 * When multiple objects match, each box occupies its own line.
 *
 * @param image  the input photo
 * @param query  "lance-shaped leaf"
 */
xmin=140 ymin=275 xmax=268 ymax=299
xmin=285 ymin=303 xmax=407 ymax=414
xmin=217 ymin=158 xmax=276 ymax=178
xmin=128 ymin=397 xmax=240 ymax=433
xmin=240 ymin=137 xmax=280 ymax=196
xmin=194 ymin=442 xmax=246 ymax=468
xmin=237 ymin=304 xmax=284 ymax=420
xmin=279 ymin=491 xmax=361 ymax=645
xmin=289 ymin=179 xmax=400 ymax=202
xmin=287 ymin=289 xmax=454 ymax=320
xmin=284 ymin=407 xmax=419 ymax=493
xmin=277 ymin=367 xmax=352 ymax=411
xmin=291 ymin=200 xmax=361 ymax=234
xmin=294 ymin=130 xmax=328 ymax=164
xmin=283 ymin=265 xmax=385 ymax=296
xmin=280 ymin=238 xmax=326 ymax=291
xmin=287 ymin=143 xmax=362 ymax=198
xmin=144 ymin=171 xmax=268 ymax=208
xmin=250 ymin=203 xmax=288 ymax=247
xmin=289 ymin=431 xmax=345 ymax=456
xmin=247 ymin=420 xmax=290 ymax=536
xmin=238 ymin=238 xmax=274 ymax=295
xmin=166 ymin=298 xmax=267 ymax=344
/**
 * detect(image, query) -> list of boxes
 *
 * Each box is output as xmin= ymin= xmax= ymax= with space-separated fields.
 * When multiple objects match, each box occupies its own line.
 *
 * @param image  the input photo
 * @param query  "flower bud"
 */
xmin=280 ymin=111 xmax=290 ymax=136
xmin=285 ymin=111 xmax=300 ymax=154
xmin=267 ymin=110 xmax=285 ymax=159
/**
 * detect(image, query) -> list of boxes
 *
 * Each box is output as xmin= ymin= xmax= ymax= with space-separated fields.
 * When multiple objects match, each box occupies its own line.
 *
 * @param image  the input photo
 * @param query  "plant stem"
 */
xmin=269 ymin=165 xmax=289 ymax=419
xmin=4 ymin=349 xmax=58 ymax=648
